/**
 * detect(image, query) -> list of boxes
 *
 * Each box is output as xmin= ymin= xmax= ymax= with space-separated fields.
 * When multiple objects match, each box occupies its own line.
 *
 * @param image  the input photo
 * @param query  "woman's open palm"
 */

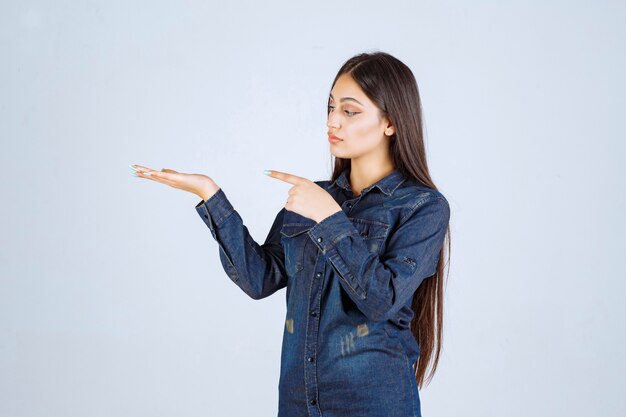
xmin=131 ymin=164 xmax=219 ymax=201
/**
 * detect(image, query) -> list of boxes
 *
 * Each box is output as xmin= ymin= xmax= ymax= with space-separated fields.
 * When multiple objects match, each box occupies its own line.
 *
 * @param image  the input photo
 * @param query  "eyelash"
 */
xmin=327 ymin=105 xmax=358 ymax=117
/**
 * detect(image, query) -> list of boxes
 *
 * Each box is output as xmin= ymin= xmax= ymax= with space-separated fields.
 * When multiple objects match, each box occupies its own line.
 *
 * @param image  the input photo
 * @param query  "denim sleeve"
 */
xmin=307 ymin=194 xmax=450 ymax=322
xmin=195 ymin=188 xmax=288 ymax=300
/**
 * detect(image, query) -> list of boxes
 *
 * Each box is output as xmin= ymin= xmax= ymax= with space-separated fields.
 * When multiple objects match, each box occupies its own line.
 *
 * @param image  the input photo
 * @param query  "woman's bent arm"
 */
xmin=307 ymin=193 xmax=450 ymax=322
xmin=195 ymin=188 xmax=288 ymax=300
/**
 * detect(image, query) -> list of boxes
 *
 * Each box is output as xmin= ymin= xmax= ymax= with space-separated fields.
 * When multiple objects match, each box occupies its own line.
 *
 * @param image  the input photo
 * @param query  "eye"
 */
xmin=327 ymin=105 xmax=358 ymax=117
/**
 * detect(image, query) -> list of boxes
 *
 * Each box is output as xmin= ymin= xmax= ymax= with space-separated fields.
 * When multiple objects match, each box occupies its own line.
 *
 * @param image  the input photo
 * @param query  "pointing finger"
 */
xmin=264 ymin=169 xmax=303 ymax=185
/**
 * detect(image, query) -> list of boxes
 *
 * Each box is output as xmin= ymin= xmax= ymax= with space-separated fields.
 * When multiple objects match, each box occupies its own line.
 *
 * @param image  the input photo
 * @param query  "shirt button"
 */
xmin=316 ymin=272 xmax=322 ymax=278
xmin=308 ymin=356 xmax=315 ymax=362
xmin=310 ymin=399 xmax=317 ymax=405
xmin=317 ymin=237 xmax=323 ymax=243
xmin=347 ymin=203 xmax=353 ymax=208
xmin=310 ymin=311 xmax=317 ymax=317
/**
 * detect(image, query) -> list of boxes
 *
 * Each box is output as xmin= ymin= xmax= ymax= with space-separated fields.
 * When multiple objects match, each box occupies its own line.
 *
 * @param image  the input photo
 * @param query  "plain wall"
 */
xmin=1 ymin=1 xmax=624 ymax=416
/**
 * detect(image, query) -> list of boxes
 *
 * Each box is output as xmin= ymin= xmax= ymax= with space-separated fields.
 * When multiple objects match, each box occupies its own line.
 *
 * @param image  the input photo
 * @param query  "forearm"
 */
xmin=195 ymin=188 xmax=288 ymax=300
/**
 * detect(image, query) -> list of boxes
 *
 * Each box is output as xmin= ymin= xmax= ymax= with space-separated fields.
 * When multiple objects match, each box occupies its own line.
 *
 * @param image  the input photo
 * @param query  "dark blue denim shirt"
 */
xmin=195 ymin=168 xmax=450 ymax=417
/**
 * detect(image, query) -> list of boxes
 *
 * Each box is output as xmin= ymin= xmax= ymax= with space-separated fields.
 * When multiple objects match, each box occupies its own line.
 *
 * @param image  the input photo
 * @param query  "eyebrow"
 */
xmin=329 ymin=93 xmax=364 ymax=106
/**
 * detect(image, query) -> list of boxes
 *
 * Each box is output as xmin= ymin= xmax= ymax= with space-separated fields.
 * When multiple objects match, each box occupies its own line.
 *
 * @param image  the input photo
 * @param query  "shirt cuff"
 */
xmin=307 ymin=209 xmax=358 ymax=254
xmin=195 ymin=188 xmax=235 ymax=231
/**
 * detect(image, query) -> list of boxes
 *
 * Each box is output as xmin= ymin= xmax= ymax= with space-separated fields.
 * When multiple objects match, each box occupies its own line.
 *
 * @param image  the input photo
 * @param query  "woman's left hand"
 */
xmin=266 ymin=170 xmax=342 ymax=223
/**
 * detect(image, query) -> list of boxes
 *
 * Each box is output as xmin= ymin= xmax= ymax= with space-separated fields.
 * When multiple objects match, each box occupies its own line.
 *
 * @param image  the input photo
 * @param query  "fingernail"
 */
xmin=144 ymin=172 xmax=152 ymax=176
xmin=129 ymin=164 xmax=139 ymax=172
xmin=263 ymin=169 xmax=271 ymax=175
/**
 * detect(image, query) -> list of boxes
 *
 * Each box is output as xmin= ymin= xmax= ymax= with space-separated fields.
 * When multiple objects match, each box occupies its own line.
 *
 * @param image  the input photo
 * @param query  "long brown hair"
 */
xmin=327 ymin=51 xmax=452 ymax=389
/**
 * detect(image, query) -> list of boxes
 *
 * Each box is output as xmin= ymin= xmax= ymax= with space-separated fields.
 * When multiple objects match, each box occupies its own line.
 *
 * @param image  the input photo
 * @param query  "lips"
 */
xmin=327 ymin=133 xmax=342 ymax=140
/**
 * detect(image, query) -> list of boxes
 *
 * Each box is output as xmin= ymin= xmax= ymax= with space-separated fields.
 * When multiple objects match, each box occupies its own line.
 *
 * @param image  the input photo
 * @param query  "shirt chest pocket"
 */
xmin=349 ymin=218 xmax=390 ymax=254
xmin=279 ymin=217 xmax=390 ymax=276
xmin=280 ymin=223 xmax=315 ymax=276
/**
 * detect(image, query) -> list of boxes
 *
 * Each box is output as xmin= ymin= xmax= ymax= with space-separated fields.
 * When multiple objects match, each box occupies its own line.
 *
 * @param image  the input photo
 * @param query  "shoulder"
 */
xmin=394 ymin=178 xmax=448 ymax=205
xmin=392 ymin=179 xmax=450 ymax=223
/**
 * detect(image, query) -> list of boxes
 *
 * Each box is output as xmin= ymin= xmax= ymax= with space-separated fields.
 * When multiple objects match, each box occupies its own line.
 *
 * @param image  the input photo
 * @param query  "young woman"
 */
xmin=131 ymin=51 xmax=451 ymax=417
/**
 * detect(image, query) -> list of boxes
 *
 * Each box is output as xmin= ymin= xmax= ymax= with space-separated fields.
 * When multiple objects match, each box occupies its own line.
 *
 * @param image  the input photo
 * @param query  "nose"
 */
xmin=327 ymin=111 xmax=340 ymax=130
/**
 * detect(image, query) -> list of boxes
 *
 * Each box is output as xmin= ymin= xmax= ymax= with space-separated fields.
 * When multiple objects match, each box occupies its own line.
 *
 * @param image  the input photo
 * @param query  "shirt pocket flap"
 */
xmin=349 ymin=218 xmax=390 ymax=239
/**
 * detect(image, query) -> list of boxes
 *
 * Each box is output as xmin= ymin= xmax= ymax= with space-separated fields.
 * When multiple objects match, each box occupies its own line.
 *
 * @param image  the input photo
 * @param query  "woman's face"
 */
xmin=326 ymin=73 xmax=394 ymax=159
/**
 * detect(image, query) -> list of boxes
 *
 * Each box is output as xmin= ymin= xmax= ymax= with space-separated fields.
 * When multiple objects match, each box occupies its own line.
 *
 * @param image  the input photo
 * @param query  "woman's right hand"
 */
xmin=130 ymin=164 xmax=220 ymax=202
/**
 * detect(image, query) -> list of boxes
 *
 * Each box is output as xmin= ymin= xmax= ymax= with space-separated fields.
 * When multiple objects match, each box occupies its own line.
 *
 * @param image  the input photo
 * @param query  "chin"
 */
xmin=330 ymin=149 xmax=351 ymax=158
xmin=332 ymin=147 xmax=372 ymax=159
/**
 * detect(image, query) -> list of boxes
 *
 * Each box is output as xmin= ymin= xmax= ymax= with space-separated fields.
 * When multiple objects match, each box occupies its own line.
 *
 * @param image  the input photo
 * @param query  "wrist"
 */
xmin=316 ymin=207 xmax=342 ymax=223
xmin=199 ymin=184 xmax=220 ymax=202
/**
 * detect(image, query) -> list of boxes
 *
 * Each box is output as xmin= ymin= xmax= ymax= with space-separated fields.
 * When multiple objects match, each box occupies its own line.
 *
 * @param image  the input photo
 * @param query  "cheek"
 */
xmin=350 ymin=123 xmax=383 ymax=149
xmin=355 ymin=116 xmax=384 ymax=138
xmin=330 ymin=118 xmax=386 ymax=157
xmin=337 ymin=135 xmax=384 ymax=159
xmin=349 ymin=135 xmax=378 ymax=152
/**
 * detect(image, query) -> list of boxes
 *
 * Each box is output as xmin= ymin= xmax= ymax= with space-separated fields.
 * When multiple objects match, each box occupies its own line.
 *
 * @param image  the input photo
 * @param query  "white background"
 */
xmin=1 ymin=1 xmax=624 ymax=416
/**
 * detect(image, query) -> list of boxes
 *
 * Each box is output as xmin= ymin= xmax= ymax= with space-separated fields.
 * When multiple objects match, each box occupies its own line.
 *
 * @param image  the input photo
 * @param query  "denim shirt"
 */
xmin=195 ymin=168 xmax=450 ymax=417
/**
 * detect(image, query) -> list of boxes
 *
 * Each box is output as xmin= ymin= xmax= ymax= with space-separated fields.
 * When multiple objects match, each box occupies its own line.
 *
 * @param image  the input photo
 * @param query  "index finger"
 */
xmin=264 ymin=169 xmax=304 ymax=185
xmin=131 ymin=164 xmax=156 ymax=172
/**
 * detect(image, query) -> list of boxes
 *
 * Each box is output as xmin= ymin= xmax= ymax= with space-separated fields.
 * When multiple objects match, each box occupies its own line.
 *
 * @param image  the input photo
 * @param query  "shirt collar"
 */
xmin=331 ymin=167 xmax=406 ymax=197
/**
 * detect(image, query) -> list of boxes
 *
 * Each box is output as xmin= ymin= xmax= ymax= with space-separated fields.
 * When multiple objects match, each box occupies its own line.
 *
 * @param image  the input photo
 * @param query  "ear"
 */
xmin=384 ymin=116 xmax=395 ymax=137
